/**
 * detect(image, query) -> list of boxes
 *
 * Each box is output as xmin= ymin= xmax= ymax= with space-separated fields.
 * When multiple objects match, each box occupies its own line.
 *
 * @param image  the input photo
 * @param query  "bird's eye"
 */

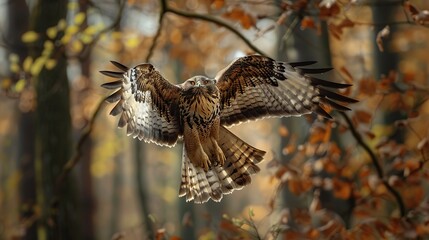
xmin=189 ymin=81 xmax=195 ymax=85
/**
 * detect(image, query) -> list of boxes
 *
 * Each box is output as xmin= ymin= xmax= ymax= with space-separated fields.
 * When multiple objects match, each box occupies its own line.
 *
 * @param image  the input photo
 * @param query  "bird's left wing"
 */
xmin=216 ymin=55 xmax=357 ymax=126
xmin=101 ymin=62 xmax=182 ymax=147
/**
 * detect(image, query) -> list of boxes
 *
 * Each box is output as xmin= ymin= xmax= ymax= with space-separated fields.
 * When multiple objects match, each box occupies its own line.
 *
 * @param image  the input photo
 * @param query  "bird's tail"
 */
xmin=179 ymin=126 xmax=265 ymax=203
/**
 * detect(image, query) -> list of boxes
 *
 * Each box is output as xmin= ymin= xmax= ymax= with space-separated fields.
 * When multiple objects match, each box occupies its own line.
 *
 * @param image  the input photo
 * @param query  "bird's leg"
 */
xmin=184 ymin=125 xmax=211 ymax=171
xmin=209 ymin=117 xmax=225 ymax=166
xmin=211 ymin=138 xmax=225 ymax=166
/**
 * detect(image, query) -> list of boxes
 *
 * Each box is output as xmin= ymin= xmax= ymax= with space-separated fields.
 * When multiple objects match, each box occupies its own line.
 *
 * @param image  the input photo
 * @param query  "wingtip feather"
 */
xmin=100 ymin=70 xmax=124 ymax=78
xmin=110 ymin=61 xmax=128 ymax=71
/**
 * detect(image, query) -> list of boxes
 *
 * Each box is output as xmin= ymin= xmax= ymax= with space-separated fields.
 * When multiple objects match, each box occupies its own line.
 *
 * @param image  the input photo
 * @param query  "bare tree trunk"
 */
xmin=135 ymin=141 xmax=154 ymax=238
xmin=277 ymin=5 xmax=354 ymax=226
xmin=372 ymin=1 xmax=404 ymax=141
xmin=77 ymin=1 xmax=96 ymax=238
xmin=30 ymin=0 xmax=79 ymax=238
xmin=6 ymin=1 xmax=36 ymax=239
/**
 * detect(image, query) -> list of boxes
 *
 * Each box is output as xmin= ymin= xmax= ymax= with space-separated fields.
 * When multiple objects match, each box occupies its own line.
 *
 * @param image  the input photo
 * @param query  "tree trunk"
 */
xmin=277 ymin=7 xmax=354 ymax=226
xmin=30 ymin=0 xmax=78 ymax=238
xmin=77 ymin=1 xmax=96 ymax=238
xmin=6 ymin=1 xmax=36 ymax=239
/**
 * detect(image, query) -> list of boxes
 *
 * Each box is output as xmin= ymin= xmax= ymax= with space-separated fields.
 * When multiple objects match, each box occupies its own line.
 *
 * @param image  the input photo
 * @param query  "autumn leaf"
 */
xmin=333 ymin=178 xmax=352 ymax=199
xmin=328 ymin=18 xmax=354 ymax=40
xmin=222 ymin=7 xmax=256 ymax=29
xmin=300 ymin=16 xmax=316 ymax=30
xmin=404 ymin=1 xmax=429 ymax=24
xmin=211 ymin=0 xmax=224 ymax=9
xmin=22 ymin=31 xmax=39 ymax=43
xmin=340 ymin=66 xmax=354 ymax=82
xmin=354 ymin=110 xmax=372 ymax=124
xmin=376 ymin=25 xmax=390 ymax=52
xmin=319 ymin=2 xmax=340 ymax=19
xmin=358 ymin=77 xmax=377 ymax=96
xmin=278 ymin=124 xmax=289 ymax=137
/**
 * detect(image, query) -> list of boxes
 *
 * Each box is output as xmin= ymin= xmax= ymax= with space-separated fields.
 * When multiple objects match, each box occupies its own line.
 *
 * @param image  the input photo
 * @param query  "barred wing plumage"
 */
xmin=216 ymin=55 xmax=358 ymax=126
xmin=101 ymin=62 xmax=182 ymax=147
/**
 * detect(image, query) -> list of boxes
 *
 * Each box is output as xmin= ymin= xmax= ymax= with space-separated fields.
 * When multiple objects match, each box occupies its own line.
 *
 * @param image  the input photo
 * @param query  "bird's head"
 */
xmin=180 ymin=76 xmax=216 ymax=91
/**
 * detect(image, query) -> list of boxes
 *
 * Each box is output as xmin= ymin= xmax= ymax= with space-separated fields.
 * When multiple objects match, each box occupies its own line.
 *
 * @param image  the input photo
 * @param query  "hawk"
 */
xmin=101 ymin=55 xmax=356 ymax=203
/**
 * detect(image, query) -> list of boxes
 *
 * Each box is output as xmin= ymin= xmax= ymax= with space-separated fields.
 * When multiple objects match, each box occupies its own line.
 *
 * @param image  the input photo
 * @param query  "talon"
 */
xmin=200 ymin=152 xmax=211 ymax=172
xmin=214 ymin=143 xmax=225 ymax=166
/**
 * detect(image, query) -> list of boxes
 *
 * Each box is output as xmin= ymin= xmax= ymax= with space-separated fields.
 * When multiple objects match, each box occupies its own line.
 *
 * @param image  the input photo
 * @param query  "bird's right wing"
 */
xmin=216 ymin=55 xmax=357 ymax=126
xmin=101 ymin=62 xmax=182 ymax=147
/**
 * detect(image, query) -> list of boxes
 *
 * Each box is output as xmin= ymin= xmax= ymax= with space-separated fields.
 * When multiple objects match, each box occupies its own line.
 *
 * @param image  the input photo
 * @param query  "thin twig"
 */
xmin=53 ymin=0 xmax=125 ymax=205
xmin=54 ymin=100 xmax=105 ymax=196
xmin=339 ymin=111 xmax=406 ymax=217
xmin=161 ymin=0 xmax=267 ymax=56
xmin=146 ymin=0 xmax=167 ymax=62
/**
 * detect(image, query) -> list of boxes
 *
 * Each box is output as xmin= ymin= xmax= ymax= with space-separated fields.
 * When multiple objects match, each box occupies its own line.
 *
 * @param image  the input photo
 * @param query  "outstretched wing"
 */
xmin=216 ymin=55 xmax=357 ymax=126
xmin=101 ymin=62 xmax=182 ymax=147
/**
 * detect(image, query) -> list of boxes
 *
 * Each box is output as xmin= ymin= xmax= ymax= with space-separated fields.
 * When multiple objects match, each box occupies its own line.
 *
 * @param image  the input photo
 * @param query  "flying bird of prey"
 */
xmin=100 ymin=55 xmax=356 ymax=203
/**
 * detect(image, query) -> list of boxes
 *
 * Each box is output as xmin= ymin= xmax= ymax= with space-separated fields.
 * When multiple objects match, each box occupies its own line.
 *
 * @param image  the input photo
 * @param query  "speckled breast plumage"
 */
xmin=179 ymin=85 xmax=221 ymax=134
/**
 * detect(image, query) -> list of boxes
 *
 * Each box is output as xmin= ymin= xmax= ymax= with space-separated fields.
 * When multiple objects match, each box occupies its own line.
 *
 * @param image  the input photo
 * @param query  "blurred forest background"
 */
xmin=1 ymin=0 xmax=429 ymax=239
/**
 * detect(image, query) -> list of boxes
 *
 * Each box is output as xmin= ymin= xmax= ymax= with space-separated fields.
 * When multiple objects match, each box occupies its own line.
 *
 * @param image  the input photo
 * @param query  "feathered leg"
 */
xmin=178 ymin=126 xmax=265 ymax=203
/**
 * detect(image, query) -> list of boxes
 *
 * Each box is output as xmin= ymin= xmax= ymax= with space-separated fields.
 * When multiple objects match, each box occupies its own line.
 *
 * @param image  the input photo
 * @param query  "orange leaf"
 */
xmin=211 ymin=0 xmax=224 ymax=9
xmin=340 ymin=66 xmax=354 ymax=82
xmin=358 ymin=77 xmax=377 ymax=96
xmin=301 ymin=16 xmax=316 ymax=30
xmin=333 ymin=178 xmax=352 ymax=199
xmin=222 ymin=7 xmax=255 ymax=29
xmin=319 ymin=2 xmax=340 ymax=19
xmin=278 ymin=125 xmax=289 ymax=137
xmin=405 ymin=1 xmax=419 ymax=15
xmin=354 ymin=110 xmax=372 ymax=124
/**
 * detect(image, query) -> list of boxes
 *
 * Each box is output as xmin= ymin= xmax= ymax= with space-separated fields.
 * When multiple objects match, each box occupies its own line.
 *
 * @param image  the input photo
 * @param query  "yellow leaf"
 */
xmin=1 ymin=78 xmax=12 ymax=90
xmin=44 ymin=40 xmax=54 ymax=51
xmin=80 ymin=34 xmax=93 ymax=44
xmin=14 ymin=79 xmax=26 ymax=92
xmin=66 ymin=25 xmax=79 ymax=35
xmin=23 ymin=56 xmax=33 ymax=72
xmin=125 ymin=37 xmax=139 ymax=49
xmin=45 ymin=59 xmax=57 ymax=70
xmin=67 ymin=1 xmax=78 ymax=10
xmin=8 ymin=53 xmax=19 ymax=63
xmin=42 ymin=41 xmax=54 ymax=56
xmin=84 ymin=25 xmax=98 ymax=35
xmin=21 ymin=31 xmax=39 ymax=43
xmin=30 ymin=56 xmax=47 ymax=76
xmin=61 ymin=34 xmax=72 ymax=44
xmin=71 ymin=40 xmax=83 ymax=53
xmin=74 ymin=12 xmax=86 ymax=25
xmin=46 ymin=26 xmax=58 ymax=39
xmin=57 ymin=19 xmax=67 ymax=30
xmin=10 ymin=63 xmax=20 ymax=73
xmin=111 ymin=31 xmax=122 ymax=40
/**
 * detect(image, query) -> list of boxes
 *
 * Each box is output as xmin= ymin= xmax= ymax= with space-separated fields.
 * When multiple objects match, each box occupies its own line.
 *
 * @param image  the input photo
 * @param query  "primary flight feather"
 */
xmin=101 ymin=55 xmax=357 ymax=203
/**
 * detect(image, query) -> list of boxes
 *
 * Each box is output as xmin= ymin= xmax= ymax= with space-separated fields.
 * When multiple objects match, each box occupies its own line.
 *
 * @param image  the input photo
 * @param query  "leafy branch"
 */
xmin=146 ymin=0 xmax=267 ymax=59
xmin=52 ymin=0 xmax=125 ymax=210
xmin=339 ymin=112 xmax=406 ymax=217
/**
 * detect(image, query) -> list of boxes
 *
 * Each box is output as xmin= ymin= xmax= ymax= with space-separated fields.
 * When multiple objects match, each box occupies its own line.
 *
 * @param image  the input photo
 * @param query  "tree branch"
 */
xmin=339 ymin=112 xmax=406 ymax=217
xmin=53 ymin=0 xmax=125 ymax=207
xmin=157 ymin=0 xmax=267 ymax=56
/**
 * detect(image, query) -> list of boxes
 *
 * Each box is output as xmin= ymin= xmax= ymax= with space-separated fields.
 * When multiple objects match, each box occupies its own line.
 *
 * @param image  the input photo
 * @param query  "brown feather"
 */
xmin=101 ymin=62 xmax=183 ymax=147
xmin=215 ymin=55 xmax=357 ymax=126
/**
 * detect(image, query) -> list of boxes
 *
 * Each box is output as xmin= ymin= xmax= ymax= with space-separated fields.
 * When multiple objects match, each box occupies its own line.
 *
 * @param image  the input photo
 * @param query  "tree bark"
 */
xmin=6 ymin=0 xmax=36 ymax=239
xmin=30 ymin=0 xmax=78 ymax=238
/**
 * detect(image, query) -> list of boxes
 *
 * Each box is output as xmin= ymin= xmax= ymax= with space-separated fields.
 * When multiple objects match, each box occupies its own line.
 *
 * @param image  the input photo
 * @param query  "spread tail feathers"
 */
xmin=179 ymin=126 xmax=265 ymax=203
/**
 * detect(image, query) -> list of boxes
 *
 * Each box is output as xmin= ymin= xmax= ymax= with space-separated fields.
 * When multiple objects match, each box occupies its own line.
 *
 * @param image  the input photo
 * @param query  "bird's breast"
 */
xmin=180 ymin=88 xmax=220 ymax=130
